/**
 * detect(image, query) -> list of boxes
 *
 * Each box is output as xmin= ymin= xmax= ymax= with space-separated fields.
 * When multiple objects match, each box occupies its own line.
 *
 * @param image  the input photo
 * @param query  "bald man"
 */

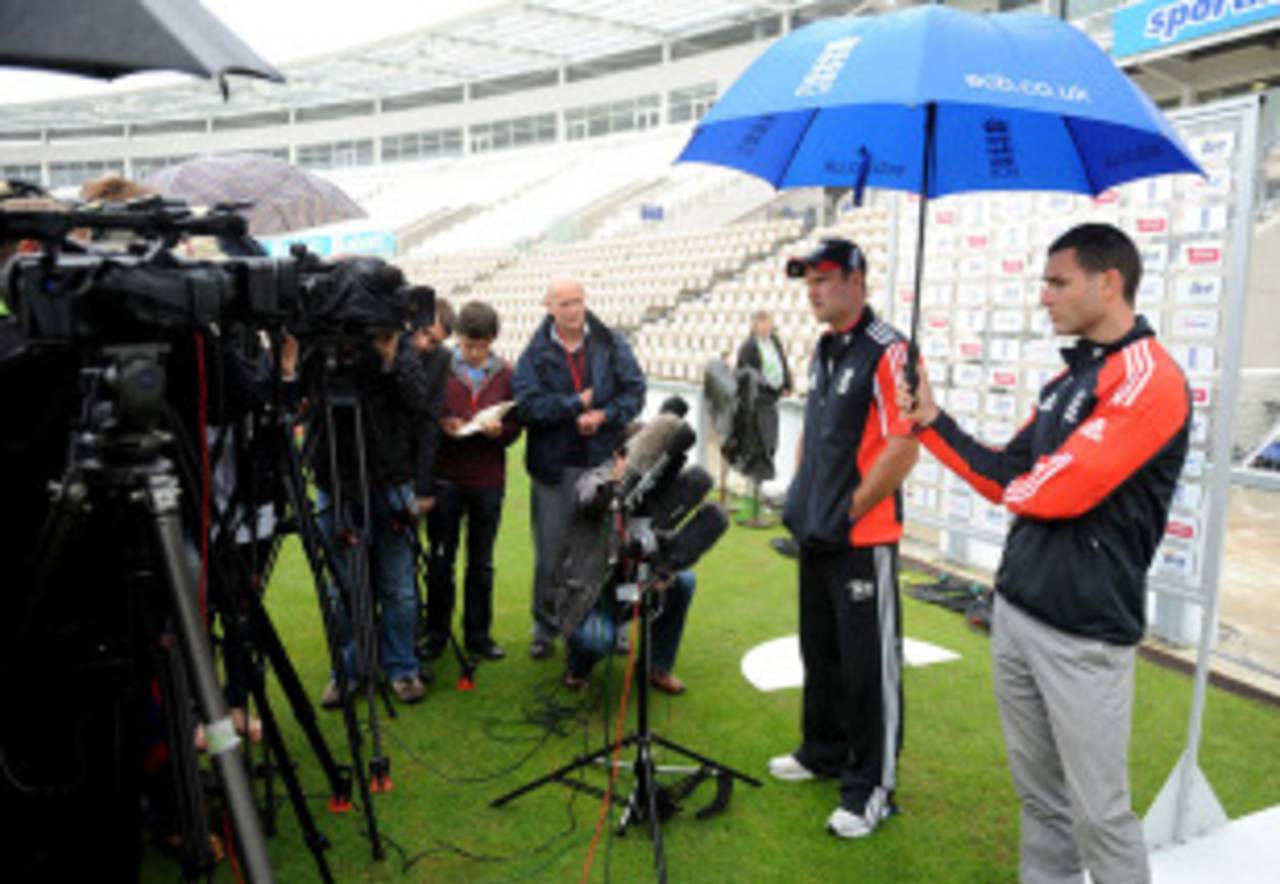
xmin=512 ymin=280 xmax=646 ymax=659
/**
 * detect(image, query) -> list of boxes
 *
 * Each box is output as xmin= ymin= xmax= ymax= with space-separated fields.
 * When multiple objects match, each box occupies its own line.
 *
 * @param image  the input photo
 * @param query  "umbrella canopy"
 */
xmin=0 ymin=0 xmax=283 ymax=87
xmin=678 ymin=6 xmax=1200 ymax=197
xmin=142 ymin=153 xmax=366 ymax=237
xmin=677 ymin=6 xmax=1203 ymax=383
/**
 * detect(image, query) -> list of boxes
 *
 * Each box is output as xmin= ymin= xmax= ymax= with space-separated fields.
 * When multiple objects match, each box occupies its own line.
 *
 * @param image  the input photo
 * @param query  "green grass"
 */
xmin=145 ymin=442 xmax=1280 ymax=882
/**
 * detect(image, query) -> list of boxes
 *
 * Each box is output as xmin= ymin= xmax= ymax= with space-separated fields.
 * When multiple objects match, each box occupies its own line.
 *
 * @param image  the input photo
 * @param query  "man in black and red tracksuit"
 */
xmin=901 ymin=223 xmax=1189 ymax=884
xmin=771 ymin=238 xmax=919 ymax=840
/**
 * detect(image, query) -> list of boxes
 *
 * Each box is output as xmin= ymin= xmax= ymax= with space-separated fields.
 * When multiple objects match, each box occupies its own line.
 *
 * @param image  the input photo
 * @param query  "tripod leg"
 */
xmin=637 ymin=741 xmax=668 ymax=884
xmin=491 ymin=735 xmax=637 ymax=808
xmin=648 ymin=734 xmax=764 ymax=787
xmin=208 ymin=544 xmax=340 ymax=883
xmin=150 ymin=621 xmax=218 ymax=881
xmin=144 ymin=475 xmax=274 ymax=884
xmin=251 ymin=682 xmax=335 ymax=884
xmin=277 ymin=443 xmax=382 ymax=858
xmin=241 ymin=580 xmax=352 ymax=802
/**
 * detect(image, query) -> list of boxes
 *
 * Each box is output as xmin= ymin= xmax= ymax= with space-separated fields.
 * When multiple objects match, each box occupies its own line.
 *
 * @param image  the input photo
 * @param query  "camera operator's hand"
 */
xmin=577 ymin=408 xmax=606 ymax=436
xmin=372 ymin=331 xmax=401 ymax=369
xmin=579 ymin=387 xmax=593 ymax=410
xmin=279 ymin=333 xmax=299 ymax=382
xmin=441 ymin=416 xmax=465 ymax=437
xmin=418 ymin=496 xmax=435 ymax=515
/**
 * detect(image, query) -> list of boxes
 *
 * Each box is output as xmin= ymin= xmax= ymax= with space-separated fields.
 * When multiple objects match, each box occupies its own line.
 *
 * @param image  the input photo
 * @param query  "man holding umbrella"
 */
xmin=771 ymin=238 xmax=917 ymax=840
xmin=900 ymin=223 xmax=1190 ymax=884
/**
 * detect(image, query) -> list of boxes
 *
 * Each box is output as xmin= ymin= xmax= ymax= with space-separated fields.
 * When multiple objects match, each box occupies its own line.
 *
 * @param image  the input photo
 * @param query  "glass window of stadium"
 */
xmin=669 ymin=83 xmax=717 ymax=124
xmin=382 ymin=128 xmax=463 ymax=163
xmin=565 ymin=94 xmax=660 ymax=142
xmin=2 ymin=164 xmax=43 ymax=185
xmin=470 ymin=114 xmax=555 ymax=154
xmin=297 ymin=139 xmax=373 ymax=170
xmin=49 ymin=159 xmax=125 ymax=190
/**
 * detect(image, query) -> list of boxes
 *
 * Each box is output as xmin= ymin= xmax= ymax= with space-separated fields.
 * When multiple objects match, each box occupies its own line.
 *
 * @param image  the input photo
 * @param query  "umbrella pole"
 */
xmin=906 ymin=103 xmax=937 ymax=392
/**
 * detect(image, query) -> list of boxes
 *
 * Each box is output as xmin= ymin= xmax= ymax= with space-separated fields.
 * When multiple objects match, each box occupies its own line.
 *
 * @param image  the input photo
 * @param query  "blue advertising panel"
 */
xmin=258 ymin=229 xmax=395 ymax=258
xmin=259 ymin=234 xmax=334 ymax=257
xmin=1113 ymin=0 xmax=1280 ymax=59
xmin=339 ymin=230 xmax=396 ymax=256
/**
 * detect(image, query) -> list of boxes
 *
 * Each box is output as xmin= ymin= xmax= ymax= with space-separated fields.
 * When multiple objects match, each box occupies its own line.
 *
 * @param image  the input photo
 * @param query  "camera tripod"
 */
xmin=160 ymin=379 xmax=365 ymax=883
xmin=22 ymin=344 xmax=273 ymax=883
xmin=281 ymin=342 xmax=411 ymax=859
xmin=491 ymin=561 xmax=761 ymax=884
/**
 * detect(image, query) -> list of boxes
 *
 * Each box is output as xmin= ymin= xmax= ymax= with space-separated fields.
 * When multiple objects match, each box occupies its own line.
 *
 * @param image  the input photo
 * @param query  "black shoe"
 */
xmin=529 ymin=638 xmax=554 ymax=660
xmin=770 ymin=537 xmax=799 ymax=559
xmin=420 ymin=633 xmax=448 ymax=661
xmin=467 ymin=638 xmax=506 ymax=660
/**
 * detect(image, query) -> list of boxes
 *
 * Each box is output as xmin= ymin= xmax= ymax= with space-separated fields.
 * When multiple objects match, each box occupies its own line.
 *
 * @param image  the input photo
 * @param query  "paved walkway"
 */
xmin=1147 ymin=805 xmax=1280 ymax=884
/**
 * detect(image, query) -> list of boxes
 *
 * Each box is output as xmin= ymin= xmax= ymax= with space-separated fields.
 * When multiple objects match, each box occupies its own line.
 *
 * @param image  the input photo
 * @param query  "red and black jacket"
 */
xmin=783 ymin=307 xmax=913 ymax=550
xmin=434 ymin=353 xmax=522 ymax=490
xmin=920 ymin=317 xmax=1190 ymax=645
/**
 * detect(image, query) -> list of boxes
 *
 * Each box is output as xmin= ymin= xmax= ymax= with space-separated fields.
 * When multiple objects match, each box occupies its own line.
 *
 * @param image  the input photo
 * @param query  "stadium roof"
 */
xmin=0 ymin=0 xmax=832 ymax=134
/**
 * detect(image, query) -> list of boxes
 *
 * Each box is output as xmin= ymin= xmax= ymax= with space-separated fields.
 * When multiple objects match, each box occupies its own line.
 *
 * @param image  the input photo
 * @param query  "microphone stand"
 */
xmin=490 ymin=521 xmax=761 ymax=883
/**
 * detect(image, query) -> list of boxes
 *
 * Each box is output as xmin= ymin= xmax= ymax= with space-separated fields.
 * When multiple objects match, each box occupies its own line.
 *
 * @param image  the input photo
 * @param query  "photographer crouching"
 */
xmin=550 ymin=415 xmax=703 ymax=696
xmin=304 ymin=259 xmax=434 ymax=707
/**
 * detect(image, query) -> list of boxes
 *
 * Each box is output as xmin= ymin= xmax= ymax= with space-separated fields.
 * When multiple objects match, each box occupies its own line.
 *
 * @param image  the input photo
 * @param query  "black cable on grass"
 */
xmin=372 ymin=674 xmax=601 ymax=785
xmin=380 ymin=723 xmax=551 ymax=785
xmin=368 ymin=768 xmax=589 ymax=880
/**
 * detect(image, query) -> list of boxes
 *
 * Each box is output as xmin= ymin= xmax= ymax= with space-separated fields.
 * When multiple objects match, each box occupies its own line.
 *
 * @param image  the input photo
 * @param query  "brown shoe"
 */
xmin=649 ymin=671 xmax=686 ymax=696
xmin=391 ymin=676 xmax=426 ymax=705
xmin=561 ymin=670 xmax=588 ymax=692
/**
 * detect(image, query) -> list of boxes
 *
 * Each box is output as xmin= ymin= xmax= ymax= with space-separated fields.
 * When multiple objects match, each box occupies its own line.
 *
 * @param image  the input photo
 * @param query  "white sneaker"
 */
xmin=767 ymin=753 xmax=816 ymax=782
xmin=827 ymin=788 xmax=893 ymax=839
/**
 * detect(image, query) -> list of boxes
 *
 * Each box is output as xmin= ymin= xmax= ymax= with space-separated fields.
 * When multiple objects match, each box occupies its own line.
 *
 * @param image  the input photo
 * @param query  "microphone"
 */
xmin=646 ymin=464 xmax=714 ymax=532
xmin=653 ymin=502 xmax=729 ymax=577
xmin=623 ymin=413 xmax=688 ymax=476
xmin=620 ymin=414 xmax=696 ymax=514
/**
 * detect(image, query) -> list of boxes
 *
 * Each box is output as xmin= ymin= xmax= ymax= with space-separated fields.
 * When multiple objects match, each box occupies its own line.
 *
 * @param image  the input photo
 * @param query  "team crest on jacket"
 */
xmin=1080 ymin=417 xmax=1106 ymax=443
xmin=847 ymin=579 xmax=875 ymax=602
xmin=837 ymin=367 xmax=855 ymax=395
xmin=1064 ymin=389 xmax=1088 ymax=425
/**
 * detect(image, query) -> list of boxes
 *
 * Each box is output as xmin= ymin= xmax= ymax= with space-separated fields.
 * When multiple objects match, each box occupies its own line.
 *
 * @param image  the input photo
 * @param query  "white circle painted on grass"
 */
xmin=741 ymin=635 xmax=962 ymax=692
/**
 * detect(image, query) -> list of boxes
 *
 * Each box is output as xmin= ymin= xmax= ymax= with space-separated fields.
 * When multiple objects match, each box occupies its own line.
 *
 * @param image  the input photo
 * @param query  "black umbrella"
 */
xmin=0 ymin=0 xmax=283 ymax=92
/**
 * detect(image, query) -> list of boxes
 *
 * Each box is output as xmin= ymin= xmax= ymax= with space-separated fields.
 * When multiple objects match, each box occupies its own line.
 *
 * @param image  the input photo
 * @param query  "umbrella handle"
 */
xmin=904 ymin=340 xmax=920 ymax=395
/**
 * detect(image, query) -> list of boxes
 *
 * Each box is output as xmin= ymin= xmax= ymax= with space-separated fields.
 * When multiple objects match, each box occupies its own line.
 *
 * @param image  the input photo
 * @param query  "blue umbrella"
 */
xmin=677 ymin=6 xmax=1202 ymax=379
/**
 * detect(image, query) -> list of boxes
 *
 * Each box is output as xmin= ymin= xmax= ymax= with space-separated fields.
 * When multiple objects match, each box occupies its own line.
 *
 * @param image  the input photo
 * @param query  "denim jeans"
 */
xmin=567 ymin=570 xmax=695 ymax=677
xmin=316 ymin=483 xmax=420 ymax=682
xmin=426 ymin=483 xmax=504 ymax=644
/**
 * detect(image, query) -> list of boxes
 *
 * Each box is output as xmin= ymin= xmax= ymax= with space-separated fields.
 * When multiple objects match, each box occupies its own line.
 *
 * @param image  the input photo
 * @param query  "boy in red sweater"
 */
xmin=424 ymin=302 xmax=522 ymax=660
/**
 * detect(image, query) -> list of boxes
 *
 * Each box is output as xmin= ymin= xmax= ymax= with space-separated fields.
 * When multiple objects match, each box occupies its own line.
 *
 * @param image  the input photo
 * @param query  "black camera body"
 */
xmin=1 ymin=204 xmax=416 ymax=346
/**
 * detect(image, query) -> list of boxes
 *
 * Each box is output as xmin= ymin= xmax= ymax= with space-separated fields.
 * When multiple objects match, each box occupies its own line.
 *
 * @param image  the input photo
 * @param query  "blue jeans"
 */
xmin=567 ymin=571 xmax=695 ymax=677
xmin=316 ymin=483 xmax=420 ymax=682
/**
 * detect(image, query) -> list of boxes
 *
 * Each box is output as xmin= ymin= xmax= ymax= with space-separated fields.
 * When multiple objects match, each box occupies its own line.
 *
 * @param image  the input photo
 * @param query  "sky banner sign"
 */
xmin=1113 ymin=0 xmax=1280 ymax=58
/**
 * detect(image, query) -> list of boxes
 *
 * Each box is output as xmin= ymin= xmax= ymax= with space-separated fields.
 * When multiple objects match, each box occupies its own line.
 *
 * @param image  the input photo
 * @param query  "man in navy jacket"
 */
xmin=513 ymin=280 xmax=645 ymax=658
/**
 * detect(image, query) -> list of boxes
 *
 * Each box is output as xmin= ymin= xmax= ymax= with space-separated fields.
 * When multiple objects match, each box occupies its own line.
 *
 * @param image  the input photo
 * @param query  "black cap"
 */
xmin=785 ymin=238 xmax=866 ymax=279
xmin=0 ymin=178 xmax=47 ymax=202
xmin=659 ymin=395 xmax=689 ymax=418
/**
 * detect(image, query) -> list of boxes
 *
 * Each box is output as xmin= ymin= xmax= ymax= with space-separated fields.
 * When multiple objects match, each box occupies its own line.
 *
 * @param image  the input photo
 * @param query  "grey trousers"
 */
xmin=529 ymin=469 xmax=585 ymax=641
xmin=992 ymin=595 xmax=1149 ymax=884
